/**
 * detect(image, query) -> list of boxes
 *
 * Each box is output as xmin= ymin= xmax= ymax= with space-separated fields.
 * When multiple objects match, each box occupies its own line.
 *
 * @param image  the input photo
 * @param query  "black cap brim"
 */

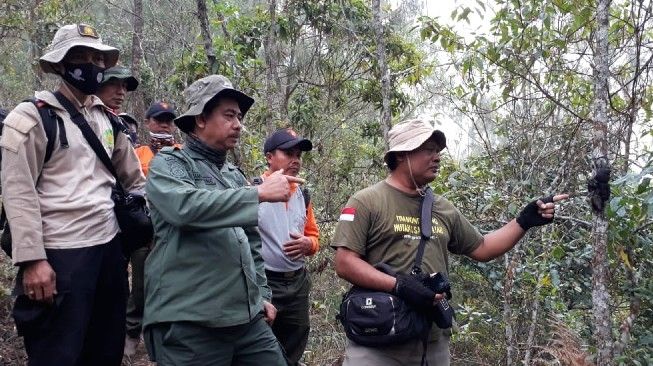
xmin=276 ymin=138 xmax=313 ymax=152
xmin=102 ymin=76 xmax=139 ymax=92
xmin=149 ymin=111 xmax=177 ymax=120
xmin=124 ymin=77 xmax=139 ymax=91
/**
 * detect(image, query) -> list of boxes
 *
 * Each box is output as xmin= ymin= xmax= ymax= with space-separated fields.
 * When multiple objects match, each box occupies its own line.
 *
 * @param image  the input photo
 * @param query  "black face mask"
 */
xmin=60 ymin=62 xmax=105 ymax=95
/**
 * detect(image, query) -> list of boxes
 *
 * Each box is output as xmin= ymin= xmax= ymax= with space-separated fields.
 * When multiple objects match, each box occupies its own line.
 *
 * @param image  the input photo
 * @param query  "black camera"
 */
xmin=421 ymin=272 xmax=454 ymax=329
xmin=422 ymin=272 xmax=452 ymax=300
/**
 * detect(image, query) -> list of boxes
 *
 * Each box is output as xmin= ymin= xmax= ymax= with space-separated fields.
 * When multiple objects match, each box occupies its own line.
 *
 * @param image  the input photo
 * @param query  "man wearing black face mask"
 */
xmin=0 ymin=24 xmax=144 ymax=366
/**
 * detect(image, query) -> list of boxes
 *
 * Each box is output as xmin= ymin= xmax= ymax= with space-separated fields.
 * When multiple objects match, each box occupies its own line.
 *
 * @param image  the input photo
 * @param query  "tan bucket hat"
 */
xmin=175 ymin=75 xmax=254 ymax=134
xmin=383 ymin=119 xmax=446 ymax=162
xmin=39 ymin=24 xmax=119 ymax=74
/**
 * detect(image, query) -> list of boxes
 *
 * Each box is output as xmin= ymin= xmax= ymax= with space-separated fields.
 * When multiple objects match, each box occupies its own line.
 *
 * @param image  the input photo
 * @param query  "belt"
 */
xmin=265 ymin=268 xmax=304 ymax=279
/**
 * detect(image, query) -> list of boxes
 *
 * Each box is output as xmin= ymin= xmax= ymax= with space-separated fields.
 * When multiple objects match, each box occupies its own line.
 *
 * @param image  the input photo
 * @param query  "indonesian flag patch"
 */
xmin=339 ymin=207 xmax=356 ymax=221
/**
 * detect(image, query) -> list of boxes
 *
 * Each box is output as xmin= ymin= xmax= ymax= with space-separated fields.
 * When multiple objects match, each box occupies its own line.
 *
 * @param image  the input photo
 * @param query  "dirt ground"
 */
xmin=0 ymin=257 xmax=155 ymax=366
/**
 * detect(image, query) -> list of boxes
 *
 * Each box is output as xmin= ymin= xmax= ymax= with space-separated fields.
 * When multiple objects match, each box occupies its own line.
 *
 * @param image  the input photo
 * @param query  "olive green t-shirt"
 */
xmin=331 ymin=181 xmax=483 ymax=275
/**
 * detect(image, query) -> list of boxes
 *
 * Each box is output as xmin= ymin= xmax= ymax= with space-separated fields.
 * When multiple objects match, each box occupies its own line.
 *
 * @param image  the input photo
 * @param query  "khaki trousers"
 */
xmin=343 ymin=330 xmax=451 ymax=366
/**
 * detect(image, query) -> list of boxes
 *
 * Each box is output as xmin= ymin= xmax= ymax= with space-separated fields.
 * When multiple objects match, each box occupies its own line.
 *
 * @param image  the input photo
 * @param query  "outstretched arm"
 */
xmin=468 ymin=194 xmax=569 ymax=262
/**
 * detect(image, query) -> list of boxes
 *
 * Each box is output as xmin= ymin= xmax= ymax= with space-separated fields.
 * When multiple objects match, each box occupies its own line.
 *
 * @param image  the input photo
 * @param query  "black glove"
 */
xmin=423 ymin=272 xmax=452 ymax=300
xmin=516 ymin=195 xmax=554 ymax=231
xmin=392 ymin=273 xmax=437 ymax=311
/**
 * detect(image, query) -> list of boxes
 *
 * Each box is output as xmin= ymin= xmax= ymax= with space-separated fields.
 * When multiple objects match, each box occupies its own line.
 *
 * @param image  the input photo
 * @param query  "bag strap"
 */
xmin=415 ymin=187 xmax=436 ymax=366
xmin=52 ymin=91 xmax=124 ymax=193
xmin=412 ymin=186 xmax=434 ymax=275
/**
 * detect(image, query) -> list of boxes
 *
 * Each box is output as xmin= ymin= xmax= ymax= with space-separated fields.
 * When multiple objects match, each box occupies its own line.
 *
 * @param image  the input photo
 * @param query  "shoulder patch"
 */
xmin=2 ymin=104 xmax=39 ymax=134
xmin=160 ymin=153 xmax=190 ymax=179
xmin=0 ymin=128 xmax=28 ymax=153
xmin=0 ymin=104 xmax=41 ymax=153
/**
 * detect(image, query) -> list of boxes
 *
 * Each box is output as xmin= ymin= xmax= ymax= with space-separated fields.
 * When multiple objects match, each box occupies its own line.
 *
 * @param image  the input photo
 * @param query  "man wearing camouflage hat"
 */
xmin=96 ymin=66 xmax=140 ymax=146
xmin=332 ymin=119 xmax=567 ymax=365
xmin=96 ymin=65 xmax=139 ymax=112
xmin=0 ymin=24 xmax=144 ymax=365
xmin=143 ymin=75 xmax=299 ymax=365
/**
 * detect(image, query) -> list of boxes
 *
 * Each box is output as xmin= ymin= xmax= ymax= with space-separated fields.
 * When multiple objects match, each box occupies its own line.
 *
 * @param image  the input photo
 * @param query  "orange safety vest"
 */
xmin=134 ymin=144 xmax=181 ymax=177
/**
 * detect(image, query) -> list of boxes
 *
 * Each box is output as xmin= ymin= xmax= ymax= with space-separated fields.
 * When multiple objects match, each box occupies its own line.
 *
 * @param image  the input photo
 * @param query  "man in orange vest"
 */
xmin=133 ymin=101 xmax=179 ymax=175
xmin=125 ymin=101 xmax=178 ymax=356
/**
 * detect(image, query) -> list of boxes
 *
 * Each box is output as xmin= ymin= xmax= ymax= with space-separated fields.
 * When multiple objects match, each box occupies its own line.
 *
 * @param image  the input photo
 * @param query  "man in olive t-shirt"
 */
xmin=335 ymin=180 xmax=482 ymax=276
xmin=332 ymin=119 xmax=568 ymax=366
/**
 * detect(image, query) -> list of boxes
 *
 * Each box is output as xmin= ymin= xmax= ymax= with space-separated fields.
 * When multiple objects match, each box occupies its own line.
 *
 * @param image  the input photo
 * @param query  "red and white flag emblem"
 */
xmin=339 ymin=207 xmax=356 ymax=221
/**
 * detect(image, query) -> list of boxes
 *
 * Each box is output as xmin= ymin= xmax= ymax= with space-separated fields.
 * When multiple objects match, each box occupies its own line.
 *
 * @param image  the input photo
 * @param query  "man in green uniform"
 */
xmin=332 ymin=119 xmax=568 ymax=366
xmin=143 ymin=74 xmax=300 ymax=365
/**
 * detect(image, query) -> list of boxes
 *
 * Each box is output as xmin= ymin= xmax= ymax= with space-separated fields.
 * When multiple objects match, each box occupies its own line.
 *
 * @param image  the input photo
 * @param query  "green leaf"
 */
xmin=551 ymin=246 xmax=566 ymax=260
xmin=637 ymin=178 xmax=651 ymax=194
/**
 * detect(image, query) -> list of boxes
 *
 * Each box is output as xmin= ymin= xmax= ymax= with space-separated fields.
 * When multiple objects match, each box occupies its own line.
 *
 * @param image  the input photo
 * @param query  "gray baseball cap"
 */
xmin=39 ymin=24 xmax=119 ymax=74
xmin=383 ymin=119 xmax=446 ymax=162
xmin=174 ymin=75 xmax=254 ymax=134
xmin=101 ymin=66 xmax=139 ymax=91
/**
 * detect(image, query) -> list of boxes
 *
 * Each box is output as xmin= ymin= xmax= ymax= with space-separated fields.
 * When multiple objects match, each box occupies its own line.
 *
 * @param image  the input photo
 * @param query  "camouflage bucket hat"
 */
xmin=383 ymin=119 xmax=446 ymax=163
xmin=174 ymin=75 xmax=255 ymax=134
xmin=101 ymin=66 xmax=139 ymax=91
xmin=39 ymin=24 xmax=119 ymax=74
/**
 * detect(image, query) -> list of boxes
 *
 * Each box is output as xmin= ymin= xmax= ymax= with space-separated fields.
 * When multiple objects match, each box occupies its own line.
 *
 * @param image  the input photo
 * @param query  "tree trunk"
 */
xmin=215 ymin=9 xmax=241 ymax=85
xmin=197 ymin=0 xmax=217 ymax=74
xmin=28 ymin=1 xmax=42 ymax=90
xmin=591 ymin=0 xmax=614 ymax=364
xmin=373 ymin=0 xmax=391 ymax=149
xmin=523 ymin=273 xmax=542 ymax=365
xmin=263 ymin=0 xmax=283 ymax=134
xmin=130 ymin=0 xmax=145 ymax=125
xmin=503 ymin=248 xmax=520 ymax=366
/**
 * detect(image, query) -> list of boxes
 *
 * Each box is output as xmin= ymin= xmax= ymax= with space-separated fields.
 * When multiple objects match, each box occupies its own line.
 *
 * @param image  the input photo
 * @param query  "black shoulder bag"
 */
xmin=338 ymin=187 xmax=445 ymax=365
xmin=53 ymin=92 xmax=152 ymax=255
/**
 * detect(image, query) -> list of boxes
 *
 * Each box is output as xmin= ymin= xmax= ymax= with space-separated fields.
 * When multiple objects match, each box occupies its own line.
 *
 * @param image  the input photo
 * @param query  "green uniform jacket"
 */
xmin=143 ymin=146 xmax=271 ymax=329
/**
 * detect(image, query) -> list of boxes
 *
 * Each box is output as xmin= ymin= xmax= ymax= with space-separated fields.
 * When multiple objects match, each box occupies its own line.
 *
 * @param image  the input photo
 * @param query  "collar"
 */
xmin=35 ymin=83 xmax=105 ymax=112
xmin=183 ymin=145 xmax=235 ymax=171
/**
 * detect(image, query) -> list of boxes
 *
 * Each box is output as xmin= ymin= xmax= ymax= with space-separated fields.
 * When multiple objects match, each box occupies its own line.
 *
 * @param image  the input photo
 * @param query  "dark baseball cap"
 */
xmin=146 ymin=101 xmax=177 ymax=120
xmin=264 ymin=128 xmax=313 ymax=154
xmin=101 ymin=66 xmax=139 ymax=91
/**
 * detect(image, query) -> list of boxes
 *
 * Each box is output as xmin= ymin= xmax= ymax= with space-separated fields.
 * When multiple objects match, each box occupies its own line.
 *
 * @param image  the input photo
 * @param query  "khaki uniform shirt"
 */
xmin=0 ymin=84 xmax=145 ymax=264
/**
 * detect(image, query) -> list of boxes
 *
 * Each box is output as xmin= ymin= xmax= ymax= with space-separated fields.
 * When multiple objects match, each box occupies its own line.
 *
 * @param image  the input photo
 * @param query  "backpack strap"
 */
xmin=26 ymin=98 xmax=68 ymax=163
xmin=412 ymin=186 xmax=434 ymax=276
xmin=105 ymin=110 xmax=128 ymax=137
xmin=0 ymin=98 xmax=68 ymax=258
xmin=52 ymin=91 xmax=124 ymax=193
xmin=301 ymin=186 xmax=311 ymax=209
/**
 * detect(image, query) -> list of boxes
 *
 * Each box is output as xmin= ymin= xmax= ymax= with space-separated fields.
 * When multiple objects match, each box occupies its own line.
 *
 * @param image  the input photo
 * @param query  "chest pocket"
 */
xmin=192 ymin=170 xmax=217 ymax=187
xmin=193 ymin=161 xmax=238 ymax=189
